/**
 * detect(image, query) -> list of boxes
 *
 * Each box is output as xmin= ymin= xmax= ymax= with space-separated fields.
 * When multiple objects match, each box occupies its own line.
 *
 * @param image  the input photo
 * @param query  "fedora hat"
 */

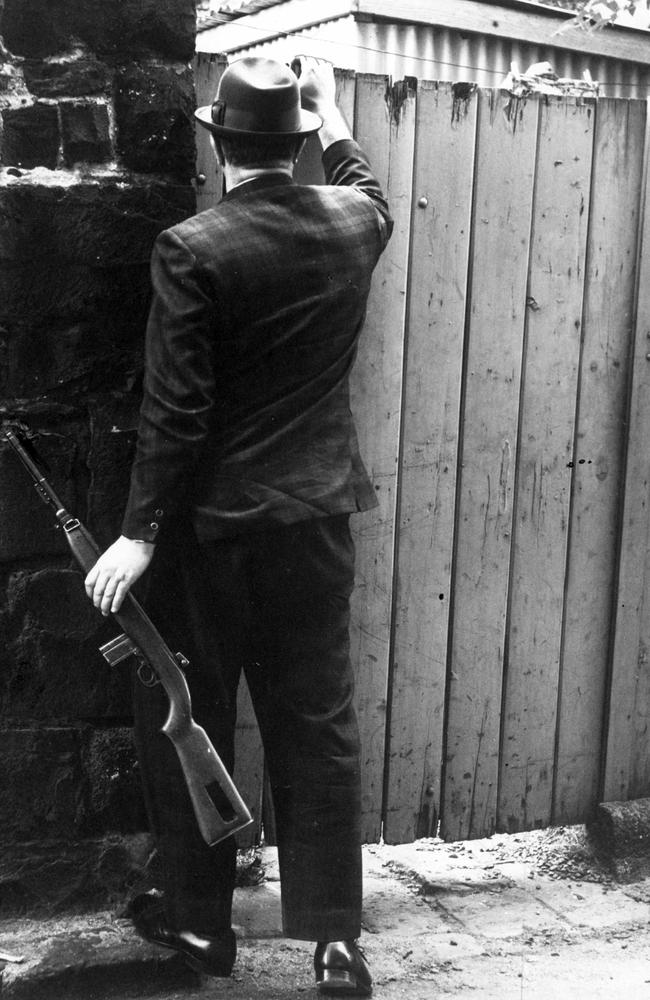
xmin=195 ymin=57 xmax=321 ymax=137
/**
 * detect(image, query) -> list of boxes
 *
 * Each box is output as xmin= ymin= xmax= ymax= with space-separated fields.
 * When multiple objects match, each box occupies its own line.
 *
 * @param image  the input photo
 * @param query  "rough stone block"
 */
xmin=122 ymin=0 xmax=196 ymax=60
xmin=0 ymin=44 xmax=28 ymax=99
xmin=23 ymin=50 xmax=111 ymax=98
xmin=0 ymin=318 xmax=116 ymax=401
xmin=60 ymin=101 xmax=112 ymax=166
xmin=1 ymin=103 xmax=60 ymax=169
xmin=84 ymin=0 xmax=197 ymax=61
xmin=1 ymin=566 xmax=132 ymax=721
xmin=0 ymin=727 xmax=86 ymax=839
xmin=0 ymin=832 xmax=156 ymax=913
xmin=1 ymin=0 xmax=74 ymax=59
xmin=81 ymin=727 xmax=147 ymax=835
xmin=8 ymin=566 xmax=99 ymax=639
xmin=0 ymin=722 xmax=146 ymax=842
xmin=2 ymin=0 xmax=195 ymax=61
xmin=588 ymin=798 xmax=650 ymax=881
xmin=0 ymin=178 xmax=194 ymax=397
xmin=115 ymin=62 xmax=196 ymax=179
xmin=0 ymin=722 xmax=150 ymax=911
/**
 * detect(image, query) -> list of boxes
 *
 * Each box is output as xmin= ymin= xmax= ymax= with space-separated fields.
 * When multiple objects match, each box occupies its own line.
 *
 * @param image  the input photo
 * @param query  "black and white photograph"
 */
xmin=2 ymin=2 xmax=650 ymax=997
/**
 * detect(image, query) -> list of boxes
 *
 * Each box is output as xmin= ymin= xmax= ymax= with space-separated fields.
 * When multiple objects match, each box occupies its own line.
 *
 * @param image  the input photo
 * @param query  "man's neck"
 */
xmin=224 ymin=163 xmax=294 ymax=191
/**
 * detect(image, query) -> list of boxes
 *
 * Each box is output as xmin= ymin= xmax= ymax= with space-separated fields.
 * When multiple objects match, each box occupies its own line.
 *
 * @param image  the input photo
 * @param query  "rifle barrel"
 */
xmin=4 ymin=429 xmax=67 ymax=513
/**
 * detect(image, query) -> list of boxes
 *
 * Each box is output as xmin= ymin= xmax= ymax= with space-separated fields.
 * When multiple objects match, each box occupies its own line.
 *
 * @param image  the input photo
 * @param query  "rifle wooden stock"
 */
xmin=3 ymin=428 xmax=253 ymax=847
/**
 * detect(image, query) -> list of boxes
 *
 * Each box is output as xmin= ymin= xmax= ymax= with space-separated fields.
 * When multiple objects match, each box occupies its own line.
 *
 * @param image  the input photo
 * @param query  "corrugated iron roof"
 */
xmin=195 ymin=0 xmax=573 ymax=33
xmin=197 ymin=0 xmax=650 ymax=36
xmin=197 ymin=0 xmax=288 ymax=32
xmin=198 ymin=0 xmax=353 ymax=49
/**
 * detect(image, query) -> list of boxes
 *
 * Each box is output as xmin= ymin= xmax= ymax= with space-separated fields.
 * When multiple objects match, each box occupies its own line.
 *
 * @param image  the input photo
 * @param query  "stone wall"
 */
xmin=0 ymin=0 xmax=197 ymax=912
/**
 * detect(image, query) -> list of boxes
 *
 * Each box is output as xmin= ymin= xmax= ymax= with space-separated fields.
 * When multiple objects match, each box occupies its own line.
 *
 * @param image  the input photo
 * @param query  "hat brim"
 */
xmin=194 ymin=104 xmax=322 ymax=137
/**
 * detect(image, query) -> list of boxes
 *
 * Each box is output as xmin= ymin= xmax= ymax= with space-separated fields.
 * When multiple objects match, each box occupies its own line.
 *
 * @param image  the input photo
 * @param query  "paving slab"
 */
xmin=531 ymin=873 xmax=650 ymax=931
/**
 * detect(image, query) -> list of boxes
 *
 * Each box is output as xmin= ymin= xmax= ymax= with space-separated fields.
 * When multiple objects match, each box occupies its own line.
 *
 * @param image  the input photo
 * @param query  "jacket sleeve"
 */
xmin=121 ymin=229 xmax=218 ymax=542
xmin=322 ymin=138 xmax=393 ymax=249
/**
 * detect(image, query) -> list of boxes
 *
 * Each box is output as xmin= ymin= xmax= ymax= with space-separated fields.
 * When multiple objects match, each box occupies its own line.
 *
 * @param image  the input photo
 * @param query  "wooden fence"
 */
xmin=195 ymin=55 xmax=650 ymax=845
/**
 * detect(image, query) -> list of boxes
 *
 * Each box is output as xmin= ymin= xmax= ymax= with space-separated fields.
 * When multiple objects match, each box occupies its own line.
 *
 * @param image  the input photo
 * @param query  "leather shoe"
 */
xmin=314 ymin=940 xmax=372 ymax=996
xmin=127 ymin=892 xmax=236 ymax=977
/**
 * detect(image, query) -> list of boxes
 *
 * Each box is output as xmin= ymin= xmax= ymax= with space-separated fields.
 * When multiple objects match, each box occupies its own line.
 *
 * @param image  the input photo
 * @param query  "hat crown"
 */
xmin=195 ymin=56 xmax=321 ymax=137
xmin=212 ymin=57 xmax=302 ymax=135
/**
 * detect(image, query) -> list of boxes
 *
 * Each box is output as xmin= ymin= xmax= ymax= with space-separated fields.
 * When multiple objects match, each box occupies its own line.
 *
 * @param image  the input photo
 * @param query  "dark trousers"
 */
xmin=133 ymin=514 xmax=363 ymax=942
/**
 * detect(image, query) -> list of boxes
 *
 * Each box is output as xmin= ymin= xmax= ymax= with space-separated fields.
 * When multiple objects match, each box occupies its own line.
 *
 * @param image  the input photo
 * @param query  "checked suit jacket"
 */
xmin=121 ymin=138 xmax=393 ymax=544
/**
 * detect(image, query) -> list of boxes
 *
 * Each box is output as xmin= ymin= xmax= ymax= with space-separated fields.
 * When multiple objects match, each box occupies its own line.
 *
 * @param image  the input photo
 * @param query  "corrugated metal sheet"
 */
xmin=197 ymin=0 xmax=288 ymax=31
xmin=197 ymin=0 xmax=353 ymax=54
xmin=197 ymin=11 xmax=650 ymax=97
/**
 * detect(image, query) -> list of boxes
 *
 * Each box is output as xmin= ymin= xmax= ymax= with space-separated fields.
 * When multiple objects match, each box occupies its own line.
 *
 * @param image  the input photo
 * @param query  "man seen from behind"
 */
xmin=84 ymin=56 xmax=393 ymax=996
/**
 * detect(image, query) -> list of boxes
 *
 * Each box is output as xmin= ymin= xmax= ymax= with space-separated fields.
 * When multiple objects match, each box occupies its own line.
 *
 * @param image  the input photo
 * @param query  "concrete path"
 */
xmin=1 ymin=827 xmax=649 ymax=998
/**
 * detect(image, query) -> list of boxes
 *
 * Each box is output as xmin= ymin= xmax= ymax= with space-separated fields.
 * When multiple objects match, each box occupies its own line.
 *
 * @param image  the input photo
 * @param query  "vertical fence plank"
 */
xmin=193 ymin=53 xmax=226 ymax=214
xmin=442 ymin=91 xmax=539 ymax=842
xmin=335 ymin=68 xmax=357 ymax=136
xmin=603 ymin=107 xmax=650 ymax=803
xmin=350 ymin=75 xmax=416 ymax=841
xmin=554 ymin=99 xmax=647 ymax=824
xmin=497 ymin=99 xmax=594 ymax=833
xmin=383 ymin=82 xmax=477 ymax=844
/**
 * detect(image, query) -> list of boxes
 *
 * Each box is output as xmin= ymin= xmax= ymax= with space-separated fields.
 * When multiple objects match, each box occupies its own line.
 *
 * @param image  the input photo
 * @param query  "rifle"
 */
xmin=3 ymin=427 xmax=253 ymax=847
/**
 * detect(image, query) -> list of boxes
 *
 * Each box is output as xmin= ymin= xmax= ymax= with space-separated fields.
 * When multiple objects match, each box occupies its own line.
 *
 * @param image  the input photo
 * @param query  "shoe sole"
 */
xmin=140 ymin=933 xmax=232 ymax=978
xmin=316 ymin=970 xmax=372 ymax=996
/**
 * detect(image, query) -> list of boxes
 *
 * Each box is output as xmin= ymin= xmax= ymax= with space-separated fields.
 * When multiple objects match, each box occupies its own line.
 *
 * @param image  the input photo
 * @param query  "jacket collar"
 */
xmin=222 ymin=171 xmax=295 ymax=202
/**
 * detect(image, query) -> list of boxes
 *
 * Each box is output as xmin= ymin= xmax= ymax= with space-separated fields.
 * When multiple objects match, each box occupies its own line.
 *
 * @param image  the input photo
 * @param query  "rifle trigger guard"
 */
xmin=136 ymin=658 xmax=160 ymax=688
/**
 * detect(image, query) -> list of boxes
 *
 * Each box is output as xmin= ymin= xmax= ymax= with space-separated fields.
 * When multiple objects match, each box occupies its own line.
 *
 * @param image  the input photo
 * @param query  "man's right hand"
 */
xmin=296 ymin=56 xmax=351 ymax=149
xmin=297 ymin=56 xmax=337 ymax=116
xmin=84 ymin=535 xmax=154 ymax=616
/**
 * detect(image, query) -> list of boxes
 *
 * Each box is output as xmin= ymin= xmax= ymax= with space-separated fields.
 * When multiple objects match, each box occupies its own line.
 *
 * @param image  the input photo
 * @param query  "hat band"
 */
xmin=211 ymin=97 xmax=301 ymax=134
